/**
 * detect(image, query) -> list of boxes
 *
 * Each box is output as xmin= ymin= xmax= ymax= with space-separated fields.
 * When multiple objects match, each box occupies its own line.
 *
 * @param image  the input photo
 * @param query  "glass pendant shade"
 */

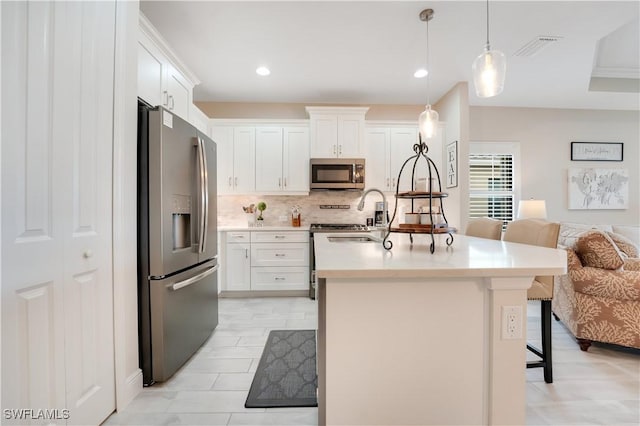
xmin=472 ymin=48 xmax=506 ymax=98
xmin=418 ymin=104 xmax=439 ymax=140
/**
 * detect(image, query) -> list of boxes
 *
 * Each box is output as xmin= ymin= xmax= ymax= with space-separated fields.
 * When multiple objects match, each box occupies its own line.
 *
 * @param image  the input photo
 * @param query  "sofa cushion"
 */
xmin=606 ymin=231 xmax=639 ymax=258
xmin=575 ymin=231 xmax=624 ymax=270
xmin=557 ymin=222 xmax=613 ymax=249
xmin=611 ymin=225 xmax=640 ymax=249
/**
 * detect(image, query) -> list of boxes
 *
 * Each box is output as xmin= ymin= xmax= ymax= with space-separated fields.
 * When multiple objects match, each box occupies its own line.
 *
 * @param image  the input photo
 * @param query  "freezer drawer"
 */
xmin=149 ymin=260 xmax=219 ymax=383
xmin=250 ymin=242 xmax=309 ymax=267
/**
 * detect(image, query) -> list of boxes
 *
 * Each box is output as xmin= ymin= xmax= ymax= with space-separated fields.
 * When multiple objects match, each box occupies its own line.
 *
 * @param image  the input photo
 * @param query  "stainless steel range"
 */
xmin=309 ymin=223 xmax=369 ymax=299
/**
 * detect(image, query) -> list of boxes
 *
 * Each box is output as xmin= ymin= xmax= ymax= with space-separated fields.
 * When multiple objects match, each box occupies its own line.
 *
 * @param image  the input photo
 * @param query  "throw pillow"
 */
xmin=606 ymin=231 xmax=639 ymax=258
xmin=575 ymin=230 xmax=625 ymax=270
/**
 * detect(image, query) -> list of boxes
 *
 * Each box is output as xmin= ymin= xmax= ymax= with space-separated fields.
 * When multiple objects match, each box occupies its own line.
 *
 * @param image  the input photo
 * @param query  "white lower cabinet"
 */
xmin=225 ymin=232 xmax=251 ymax=291
xmin=222 ymin=230 xmax=309 ymax=292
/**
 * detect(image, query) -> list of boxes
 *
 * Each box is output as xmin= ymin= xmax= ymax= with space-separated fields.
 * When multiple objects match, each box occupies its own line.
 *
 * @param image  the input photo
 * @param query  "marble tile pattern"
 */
xmin=217 ymin=192 xmax=380 ymax=228
xmin=105 ymin=298 xmax=640 ymax=426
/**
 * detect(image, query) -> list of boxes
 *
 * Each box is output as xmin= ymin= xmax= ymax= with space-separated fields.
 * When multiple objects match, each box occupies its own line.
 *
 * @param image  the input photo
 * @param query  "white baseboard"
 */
xmin=116 ymin=369 xmax=142 ymax=412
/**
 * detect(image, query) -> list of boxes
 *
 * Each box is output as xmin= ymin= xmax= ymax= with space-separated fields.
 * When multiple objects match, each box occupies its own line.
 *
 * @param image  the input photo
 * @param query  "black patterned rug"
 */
xmin=245 ymin=329 xmax=317 ymax=408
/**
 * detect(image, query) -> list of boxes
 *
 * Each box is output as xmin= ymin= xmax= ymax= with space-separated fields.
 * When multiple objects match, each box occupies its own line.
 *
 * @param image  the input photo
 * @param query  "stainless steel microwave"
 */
xmin=310 ymin=158 xmax=365 ymax=190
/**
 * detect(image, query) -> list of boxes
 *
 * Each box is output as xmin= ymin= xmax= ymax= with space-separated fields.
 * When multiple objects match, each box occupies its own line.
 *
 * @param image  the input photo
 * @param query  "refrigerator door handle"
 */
xmin=170 ymin=264 xmax=219 ymax=291
xmin=196 ymin=137 xmax=209 ymax=254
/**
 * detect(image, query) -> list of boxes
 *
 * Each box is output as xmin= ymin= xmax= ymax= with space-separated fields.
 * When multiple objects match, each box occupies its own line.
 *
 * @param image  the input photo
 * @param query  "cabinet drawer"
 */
xmin=251 ymin=267 xmax=309 ymax=291
xmin=227 ymin=232 xmax=250 ymax=243
xmin=251 ymin=231 xmax=309 ymax=243
xmin=251 ymin=243 xmax=309 ymax=267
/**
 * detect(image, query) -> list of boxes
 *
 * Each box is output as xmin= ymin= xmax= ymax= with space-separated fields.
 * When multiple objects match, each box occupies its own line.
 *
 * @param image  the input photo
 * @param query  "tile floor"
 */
xmin=104 ymin=297 xmax=639 ymax=426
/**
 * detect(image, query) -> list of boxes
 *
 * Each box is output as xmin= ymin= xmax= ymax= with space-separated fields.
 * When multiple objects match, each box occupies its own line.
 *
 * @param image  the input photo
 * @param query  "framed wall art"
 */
xmin=568 ymin=168 xmax=628 ymax=210
xmin=446 ymin=140 xmax=458 ymax=188
xmin=571 ymin=142 xmax=623 ymax=161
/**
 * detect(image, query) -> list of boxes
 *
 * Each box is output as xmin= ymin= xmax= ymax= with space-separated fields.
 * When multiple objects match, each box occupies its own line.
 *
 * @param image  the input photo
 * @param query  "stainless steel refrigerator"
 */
xmin=137 ymin=101 xmax=218 ymax=385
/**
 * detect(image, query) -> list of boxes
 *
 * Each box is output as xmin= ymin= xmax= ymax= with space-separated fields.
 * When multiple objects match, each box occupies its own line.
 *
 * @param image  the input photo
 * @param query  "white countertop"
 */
xmin=314 ymin=232 xmax=567 ymax=279
xmin=219 ymin=225 xmax=310 ymax=232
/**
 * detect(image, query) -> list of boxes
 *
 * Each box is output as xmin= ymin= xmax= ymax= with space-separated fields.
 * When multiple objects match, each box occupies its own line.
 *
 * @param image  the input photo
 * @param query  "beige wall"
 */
xmin=469 ymin=107 xmax=640 ymax=226
xmin=196 ymin=101 xmax=424 ymax=121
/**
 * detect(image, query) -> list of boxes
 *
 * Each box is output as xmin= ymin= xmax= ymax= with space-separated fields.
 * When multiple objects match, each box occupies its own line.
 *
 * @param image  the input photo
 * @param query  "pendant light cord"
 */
xmin=426 ymin=17 xmax=431 ymax=105
xmin=485 ymin=0 xmax=490 ymax=50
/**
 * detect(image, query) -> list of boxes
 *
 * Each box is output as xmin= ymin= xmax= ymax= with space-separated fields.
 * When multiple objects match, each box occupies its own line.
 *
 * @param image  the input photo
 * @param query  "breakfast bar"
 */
xmin=314 ymin=233 xmax=567 ymax=426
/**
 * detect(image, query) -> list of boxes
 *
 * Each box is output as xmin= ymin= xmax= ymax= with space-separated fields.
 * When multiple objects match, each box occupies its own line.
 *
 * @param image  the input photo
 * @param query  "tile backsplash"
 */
xmin=218 ymin=192 xmax=383 ymax=227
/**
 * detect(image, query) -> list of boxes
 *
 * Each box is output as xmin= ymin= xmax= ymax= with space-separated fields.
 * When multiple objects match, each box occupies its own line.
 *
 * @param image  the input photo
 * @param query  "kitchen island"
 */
xmin=314 ymin=232 xmax=567 ymax=426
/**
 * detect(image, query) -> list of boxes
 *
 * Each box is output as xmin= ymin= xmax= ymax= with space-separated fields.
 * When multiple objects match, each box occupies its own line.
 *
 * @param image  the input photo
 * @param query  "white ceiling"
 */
xmin=140 ymin=1 xmax=640 ymax=110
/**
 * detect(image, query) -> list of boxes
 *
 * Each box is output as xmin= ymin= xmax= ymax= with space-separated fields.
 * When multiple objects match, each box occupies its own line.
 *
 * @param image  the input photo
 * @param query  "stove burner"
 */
xmin=310 ymin=223 xmax=368 ymax=232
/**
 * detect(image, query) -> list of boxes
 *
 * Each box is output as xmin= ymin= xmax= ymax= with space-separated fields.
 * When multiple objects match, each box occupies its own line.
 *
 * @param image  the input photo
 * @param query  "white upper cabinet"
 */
xmin=366 ymin=122 xmax=444 ymax=192
xmin=137 ymin=32 xmax=167 ymax=108
xmin=255 ymin=126 xmax=310 ymax=193
xmin=306 ymin=106 xmax=369 ymax=158
xmin=213 ymin=125 xmax=256 ymax=195
xmin=137 ymin=13 xmax=199 ymax=122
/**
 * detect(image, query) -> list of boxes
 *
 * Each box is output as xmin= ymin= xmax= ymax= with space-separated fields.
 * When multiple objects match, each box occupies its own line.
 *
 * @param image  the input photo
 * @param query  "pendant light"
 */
xmin=418 ymin=8 xmax=438 ymax=141
xmin=472 ymin=0 xmax=506 ymax=98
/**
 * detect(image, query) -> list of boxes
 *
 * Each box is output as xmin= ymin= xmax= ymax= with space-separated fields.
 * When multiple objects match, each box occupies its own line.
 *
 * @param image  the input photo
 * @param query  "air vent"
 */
xmin=514 ymin=36 xmax=563 ymax=57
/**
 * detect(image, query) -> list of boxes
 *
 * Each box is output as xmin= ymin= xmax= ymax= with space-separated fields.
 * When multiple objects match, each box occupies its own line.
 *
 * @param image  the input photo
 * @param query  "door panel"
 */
xmin=390 ymin=128 xmax=420 ymax=192
xmin=255 ymin=127 xmax=284 ymax=191
xmin=2 ymin=1 xmax=116 ymax=425
xmin=60 ymin=2 xmax=116 ymax=424
xmin=1 ymin=0 xmax=67 ymax=418
xmin=148 ymin=108 xmax=200 ymax=276
xmin=284 ymin=127 xmax=310 ymax=192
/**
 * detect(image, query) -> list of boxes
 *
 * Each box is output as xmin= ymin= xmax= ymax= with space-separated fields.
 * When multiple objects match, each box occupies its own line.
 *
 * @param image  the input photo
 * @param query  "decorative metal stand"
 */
xmin=383 ymin=137 xmax=456 ymax=253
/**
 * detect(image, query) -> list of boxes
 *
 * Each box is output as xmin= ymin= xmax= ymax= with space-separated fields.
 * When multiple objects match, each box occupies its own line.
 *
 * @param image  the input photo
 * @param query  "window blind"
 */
xmin=469 ymin=154 xmax=514 ymax=229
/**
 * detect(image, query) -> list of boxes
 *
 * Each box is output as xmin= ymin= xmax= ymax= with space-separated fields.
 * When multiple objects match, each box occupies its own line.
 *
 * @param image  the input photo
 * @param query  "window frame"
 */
xmin=468 ymin=142 xmax=521 ymax=230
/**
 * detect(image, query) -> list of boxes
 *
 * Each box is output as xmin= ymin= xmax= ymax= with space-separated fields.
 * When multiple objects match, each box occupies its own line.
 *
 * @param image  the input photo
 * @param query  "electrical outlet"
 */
xmin=502 ymin=306 xmax=523 ymax=339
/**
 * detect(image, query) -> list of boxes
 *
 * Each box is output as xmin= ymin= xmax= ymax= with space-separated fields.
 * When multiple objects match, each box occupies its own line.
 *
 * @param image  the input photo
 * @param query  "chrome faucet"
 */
xmin=357 ymin=188 xmax=387 ymax=227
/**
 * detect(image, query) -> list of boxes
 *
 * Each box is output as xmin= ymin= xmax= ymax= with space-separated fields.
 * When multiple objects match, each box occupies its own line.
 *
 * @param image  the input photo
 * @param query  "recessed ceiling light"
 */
xmin=256 ymin=66 xmax=271 ymax=76
xmin=414 ymin=68 xmax=428 ymax=78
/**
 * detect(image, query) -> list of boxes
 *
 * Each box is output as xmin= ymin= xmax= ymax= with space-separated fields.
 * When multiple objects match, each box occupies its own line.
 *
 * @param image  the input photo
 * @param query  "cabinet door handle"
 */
xmin=386 ymin=178 xmax=390 ymax=188
xmin=284 ymin=178 xmax=287 ymax=188
xmin=275 ymin=253 xmax=285 ymax=257
xmin=339 ymin=145 xmax=342 ymax=156
xmin=245 ymin=249 xmax=248 ymax=259
xmin=278 ymin=178 xmax=282 ymax=188
xmin=163 ymin=91 xmax=169 ymax=106
xmin=168 ymin=95 xmax=174 ymax=110
xmin=333 ymin=144 xmax=337 ymax=155
xmin=392 ymin=178 xmax=397 ymax=188
xmin=228 ymin=177 xmax=232 ymax=187
xmin=235 ymin=177 xmax=238 ymax=187
xmin=274 ymin=235 xmax=285 ymax=239
xmin=274 ymin=277 xmax=286 ymax=281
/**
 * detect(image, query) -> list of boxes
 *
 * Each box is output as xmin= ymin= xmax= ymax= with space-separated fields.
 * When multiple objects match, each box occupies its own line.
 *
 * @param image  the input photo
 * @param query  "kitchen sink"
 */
xmin=327 ymin=236 xmax=379 ymax=243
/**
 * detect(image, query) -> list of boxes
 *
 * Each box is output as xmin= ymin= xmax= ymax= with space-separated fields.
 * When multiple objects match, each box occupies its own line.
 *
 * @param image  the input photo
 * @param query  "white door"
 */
xmin=232 ymin=127 xmax=256 ymax=193
xmin=255 ymin=127 xmax=284 ymax=192
xmin=225 ymin=244 xmax=251 ymax=291
xmin=283 ymin=127 xmax=310 ymax=192
xmin=309 ymin=114 xmax=338 ymax=157
xmin=365 ymin=127 xmax=391 ymax=190
xmin=390 ymin=127 xmax=419 ymax=192
xmin=212 ymin=126 xmax=234 ymax=194
xmin=166 ymin=65 xmax=191 ymax=120
xmin=338 ymin=115 xmax=364 ymax=158
xmin=137 ymin=32 xmax=167 ymax=108
xmin=2 ymin=2 xmax=116 ymax=425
